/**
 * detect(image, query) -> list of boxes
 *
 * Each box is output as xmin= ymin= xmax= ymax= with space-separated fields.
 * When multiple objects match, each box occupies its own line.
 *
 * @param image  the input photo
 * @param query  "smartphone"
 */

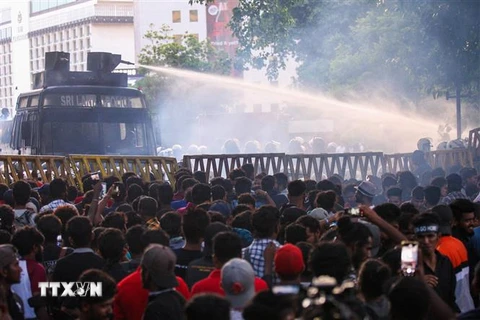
xmin=345 ymin=208 xmax=362 ymax=216
xmin=90 ymin=172 xmax=100 ymax=181
xmin=112 ymin=184 xmax=120 ymax=196
xmin=401 ymin=241 xmax=418 ymax=276
xmin=101 ymin=182 xmax=107 ymax=198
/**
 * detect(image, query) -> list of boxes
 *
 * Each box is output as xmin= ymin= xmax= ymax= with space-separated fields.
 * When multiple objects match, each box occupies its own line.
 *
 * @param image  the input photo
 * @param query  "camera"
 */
xmin=401 ymin=241 xmax=418 ymax=276
xmin=344 ymin=208 xmax=362 ymax=216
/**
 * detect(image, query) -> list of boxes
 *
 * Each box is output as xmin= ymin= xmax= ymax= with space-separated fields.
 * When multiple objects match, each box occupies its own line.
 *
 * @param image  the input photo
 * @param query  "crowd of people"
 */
xmin=1 ymin=157 xmax=480 ymax=320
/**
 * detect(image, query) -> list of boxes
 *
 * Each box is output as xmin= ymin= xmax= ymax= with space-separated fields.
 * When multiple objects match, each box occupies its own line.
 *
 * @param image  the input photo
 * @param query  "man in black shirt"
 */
xmin=412 ymin=213 xmax=458 ymax=312
xmin=142 ymin=244 xmax=185 ymax=320
xmin=0 ymin=244 xmax=24 ymax=320
xmin=53 ymin=216 xmax=104 ymax=283
xmin=77 ymin=269 xmax=116 ymax=320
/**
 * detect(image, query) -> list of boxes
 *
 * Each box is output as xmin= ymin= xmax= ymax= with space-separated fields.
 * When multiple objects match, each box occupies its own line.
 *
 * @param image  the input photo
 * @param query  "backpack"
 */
xmin=14 ymin=210 xmax=34 ymax=227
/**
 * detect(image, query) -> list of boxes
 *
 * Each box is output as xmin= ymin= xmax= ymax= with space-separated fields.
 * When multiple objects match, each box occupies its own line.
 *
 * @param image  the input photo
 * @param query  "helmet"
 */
xmin=198 ymin=145 xmax=208 ymax=154
xmin=335 ymin=145 xmax=346 ymax=153
xmin=436 ymin=141 xmax=448 ymax=150
xmin=223 ymin=139 xmax=240 ymax=154
xmin=326 ymin=142 xmax=337 ymax=153
xmin=265 ymin=141 xmax=281 ymax=153
xmin=417 ymin=138 xmax=433 ymax=152
xmin=447 ymin=139 xmax=465 ymax=149
xmin=310 ymin=137 xmax=326 ymax=153
xmin=187 ymin=144 xmax=200 ymax=154
xmin=244 ymin=140 xmax=261 ymax=153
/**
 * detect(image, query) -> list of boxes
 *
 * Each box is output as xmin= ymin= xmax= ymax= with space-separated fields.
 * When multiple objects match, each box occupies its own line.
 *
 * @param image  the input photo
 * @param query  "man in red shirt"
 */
xmin=191 ymin=231 xmax=268 ymax=296
xmin=113 ymin=230 xmax=190 ymax=320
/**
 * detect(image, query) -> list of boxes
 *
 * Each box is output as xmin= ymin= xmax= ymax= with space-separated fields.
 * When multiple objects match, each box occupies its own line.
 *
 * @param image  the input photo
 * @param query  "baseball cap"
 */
xmin=141 ymin=244 xmax=178 ymax=288
xmin=0 ymin=244 xmax=18 ymax=269
xmin=274 ymin=244 xmax=304 ymax=277
xmin=308 ymin=207 xmax=329 ymax=221
xmin=355 ymin=181 xmax=377 ymax=198
xmin=221 ymin=258 xmax=255 ymax=308
xmin=431 ymin=205 xmax=454 ymax=235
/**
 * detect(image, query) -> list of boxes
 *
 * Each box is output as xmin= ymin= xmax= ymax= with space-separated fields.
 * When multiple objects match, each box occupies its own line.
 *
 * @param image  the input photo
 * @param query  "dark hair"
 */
xmin=411 ymin=213 xmax=440 ymax=230
xmin=209 ymin=211 xmax=227 ymax=224
xmin=98 ymin=228 xmax=126 ymax=264
xmin=193 ymin=171 xmax=208 ymax=184
xmin=238 ymin=193 xmax=255 ymax=207
xmin=431 ymin=176 xmax=447 ymax=189
xmin=37 ymin=214 xmax=62 ymax=242
xmin=398 ymin=212 xmax=415 ymax=237
xmin=388 ymin=277 xmax=430 ymax=320
xmin=141 ymin=229 xmax=170 ymax=248
xmin=241 ymin=163 xmax=255 ymax=179
xmin=67 ymin=186 xmax=78 ymax=202
xmin=54 ymin=205 xmax=79 ymax=245
xmin=411 ymin=186 xmax=424 ymax=200
xmin=315 ymin=191 xmax=336 ymax=212
xmin=121 ymin=172 xmax=138 ymax=186
xmin=127 ymin=184 xmax=144 ymax=204
xmin=192 ymin=183 xmax=211 ymax=205
xmin=450 ymin=199 xmax=476 ymax=222
xmin=12 ymin=181 xmax=32 ymax=206
xmin=149 ymin=183 xmax=173 ymax=206
xmin=285 ymin=224 xmax=307 ymax=245
xmin=315 ymin=179 xmax=336 ymax=192
xmin=343 ymin=184 xmax=356 ymax=195
xmin=252 ymin=206 xmax=279 ymax=238
xmin=399 ymin=202 xmax=419 ymax=215
xmin=138 ymin=196 xmax=158 ymax=218
xmin=0 ymin=204 xmax=14 ymax=233
xmin=381 ymin=247 xmax=401 ymax=274
xmin=204 ymin=222 xmax=230 ymax=250
xmin=358 ymin=259 xmax=391 ymax=300
xmin=337 ymin=217 xmax=372 ymax=248
xmin=273 ymin=173 xmax=288 ymax=189
xmin=213 ymin=231 xmax=242 ymax=264
xmin=49 ymin=178 xmax=67 ymax=199
xmin=232 ymin=204 xmax=250 ymax=218
xmin=125 ymin=211 xmax=142 ymax=229
xmin=231 ymin=210 xmax=253 ymax=231
xmin=288 ymin=180 xmax=306 ymax=197
xmin=304 ymin=179 xmax=317 ymax=193
xmin=11 ymin=226 xmax=45 ymax=256
xmin=431 ymin=167 xmax=446 ymax=178
xmin=398 ymin=171 xmax=418 ymax=190
xmin=296 ymin=241 xmax=314 ymax=278
xmin=382 ymin=176 xmax=397 ymax=191
xmin=424 ymin=186 xmax=441 ymax=206
xmin=296 ymin=215 xmax=321 ymax=234
xmin=310 ymin=241 xmax=351 ymax=284
xmin=0 ymin=184 xmax=9 ymax=200
xmin=126 ymin=176 xmax=144 ymax=190
xmin=183 ymin=208 xmax=210 ymax=243
xmin=78 ymin=269 xmax=117 ymax=304
xmin=101 ymin=212 xmax=126 ymax=232
xmin=182 ymin=178 xmax=199 ymax=192
xmin=160 ymin=212 xmax=182 ymax=238
xmin=185 ymin=294 xmax=231 ymax=320
xmin=243 ymin=290 xmax=297 ymax=320
xmin=67 ymin=216 xmax=93 ymax=248
xmin=261 ymin=175 xmax=275 ymax=193
xmin=446 ymin=173 xmax=462 ymax=192
xmin=386 ymin=187 xmax=402 ymax=198
xmin=229 ymin=168 xmax=246 ymax=181
xmin=125 ymin=225 xmax=145 ymax=255
xmin=280 ymin=207 xmax=306 ymax=226
xmin=211 ymin=185 xmax=226 ymax=201
xmin=374 ymin=203 xmax=401 ymax=224
xmin=308 ymin=190 xmax=320 ymax=209
xmin=235 ymin=177 xmax=252 ymax=195
xmin=0 ymin=229 xmax=12 ymax=244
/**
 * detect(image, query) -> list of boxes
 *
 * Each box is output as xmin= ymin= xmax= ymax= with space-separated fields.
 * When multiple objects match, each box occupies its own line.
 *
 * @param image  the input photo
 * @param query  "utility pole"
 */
xmin=446 ymin=84 xmax=465 ymax=140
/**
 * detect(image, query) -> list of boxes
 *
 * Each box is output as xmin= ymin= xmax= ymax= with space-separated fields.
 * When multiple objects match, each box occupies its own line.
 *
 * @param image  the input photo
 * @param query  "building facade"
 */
xmin=0 ymin=0 xmax=136 ymax=115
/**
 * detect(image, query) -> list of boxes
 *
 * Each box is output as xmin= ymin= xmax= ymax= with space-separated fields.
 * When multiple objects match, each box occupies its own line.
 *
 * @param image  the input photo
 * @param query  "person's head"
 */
xmin=0 ymin=244 xmax=21 ymax=284
xmin=273 ymin=173 xmax=288 ymax=191
xmin=388 ymin=277 xmax=430 ymax=320
xmin=424 ymin=185 xmax=441 ymax=207
xmin=412 ymin=213 xmax=440 ymax=256
xmin=221 ymin=258 xmax=255 ymax=309
xmin=446 ymin=173 xmax=462 ymax=193
xmin=337 ymin=216 xmax=373 ymax=270
xmin=77 ymin=269 xmax=117 ymax=320
xmin=231 ymin=210 xmax=253 ymax=231
xmin=49 ymin=178 xmax=68 ymax=200
xmin=382 ymin=176 xmax=398 ymax=193
xmin=274 ymin=243 xmax=305 ymax=282
xmin=0 ymin=230 xmax=11 ymax=244
xmin=11 ymin=226 xmax=44 ymax=257
xmin=37 ymin=214 xmax=62 ymax=243
xmin=460 ymin=167 xmax=477 ymax=187
xmin=450 ymin=199 xmax=476 ymax=235
xmin=125 ymin=225 xmax=145 ymax=256
xmin=357 ymin=259 xmax=391 ymax=301
xmin=431 ymin=167 xmax=446 ymax=178
xmin=182 ymin=208 xmax=210 ymax=244
xmin=287 ymin=180 xmax=306 ymax=202
xmin=342 ymin=184 xmax=356 ymax=208
xmin=0 ymin=205 xmax=14 ymax=234
xmin=374 ymin=203 xmax=401 ymax=231
xmin=100 ymin=212 xmax=127 ymax=232
xmin=397 ymin=171 xmax=418 ymax=191
xmin=193 ymin=171 xmax=208 ymax=184
xmin=159 ymin=212 xmax=182 ymax=238
xmin=211 ymin=185 xmax=226 ymax=201
xmin=235 ymin=177 xmax=252 ymax=195
xmin=12 ymin=180 xmax=31 ymax=206
xmin=98 ymin=228 xmax=127 ymax=264
xmin=241 ymin=163 xmax=255 ymax=180
xmin=431 ymin=176 xmax=448 ymax=197
xmin=231 ymin=204 xmax=250 ymax=218
xmin=399 ymin=202 xmax=419 ymax=215
xmin=126 ymin=184 xmax=143 ymax=204
xmin=242 ymin=290 xmax=297 ymax=320
xmin=138 ymin=196 xmax=158 ymax=219
xmin=411 ymin=150 xmax=426 ymax=166
xmin=386 ymin=187 xmax=403 ymax=207
xmin=148 ymin=183 xmax=173 ymax=206
xmin=410 ymin=186 xmax=425 ymax=209
xmin=284 ymin=224 xmax=307 ymax=245
xmin=185 ymin=294 xmax=231 ymax=320
xmin=213 ymin=231 xmax=242 ymax=268
xmin=354 ymin=181 xmax=376 ymax=205
xmin=431 ymin=205 xmax=454 ymax=235
xmin=307 ymin=190 xmax=320 ymax=209
xmin=315 ymin=190 xmax=336 ymax=212
xmin=141 ymin=244 xmax=178 ymax=290
xmin=252 ymin=206 xmax=280 ymax=239
xmin=192 ymin=183 xmax=211 ymax=205
xmin=261 ymin=175 xmax=276 ymax=194
xmin=296 ymin=215 xmax=321 ymax=244
xmin=309 ymin=241 xmax=351 ymax=284
xmin=229 ymin=168 xmax=246 ymax=181
xmin=238 ymin=193 xmax=256 ymax=210
xmin=141 ymin=229 xmax=170 ymax=248
xmin=67 ymin=216 xmax=93 ymax=248
xmin=126 ymin=176 xmax=144 ymax=190
xmin=204 ymin=222 xmax=230 ymax=255
xmin=398 ymin=212 xmax=415 ymax=240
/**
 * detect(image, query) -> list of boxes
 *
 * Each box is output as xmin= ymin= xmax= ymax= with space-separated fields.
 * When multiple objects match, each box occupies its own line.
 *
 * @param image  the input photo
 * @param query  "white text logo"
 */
xmin=38 ymin=282 xmax=102 ymax=297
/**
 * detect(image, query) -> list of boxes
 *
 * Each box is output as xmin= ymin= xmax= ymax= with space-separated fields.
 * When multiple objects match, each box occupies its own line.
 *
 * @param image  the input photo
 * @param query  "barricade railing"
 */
xmin=67 ymin=155 xmax=178 ymax=190
xmin=469 ymin=127 xmax=480 ymax=159
xmin=285 ymin=153 xmax=384 ymax=181
xmin=427 ymin=149 xmax=473 ymax=169
xmin=384 ymin=153 xmax=413 ymax=173
xmin=182 ymin=153 xmax=286 ymax=180
xmin=0 ymin=155 xmax=72 ymax=185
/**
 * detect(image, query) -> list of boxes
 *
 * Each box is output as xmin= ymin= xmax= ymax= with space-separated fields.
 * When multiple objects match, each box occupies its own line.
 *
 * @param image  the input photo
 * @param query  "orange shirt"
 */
xmin=437 ymin=235 xmax=468 ymax=270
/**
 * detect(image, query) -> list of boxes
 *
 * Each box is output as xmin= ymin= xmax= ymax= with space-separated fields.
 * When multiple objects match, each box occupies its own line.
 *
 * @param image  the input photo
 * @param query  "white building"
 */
xmin=0 ymin=0 xmax=136 ymax=115
xmin=133 ymin=0 xmax=207 ymax=64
